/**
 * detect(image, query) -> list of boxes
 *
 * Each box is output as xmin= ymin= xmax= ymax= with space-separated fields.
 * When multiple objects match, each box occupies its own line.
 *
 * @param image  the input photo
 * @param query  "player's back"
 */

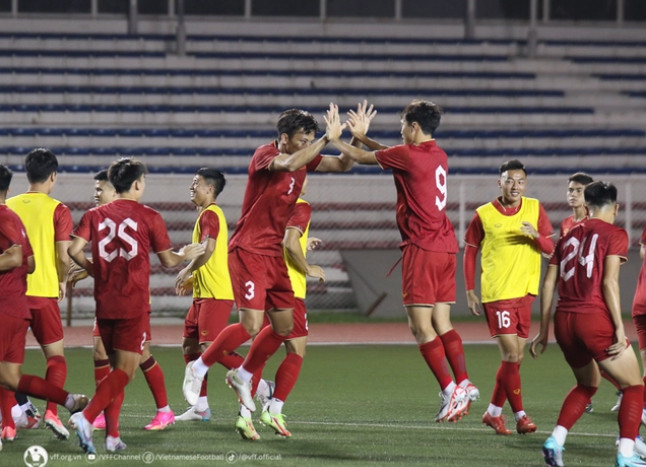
xmin=555 ymin=218 xmax=628 ymax=314
xmin=80 ymin=199 xmax=170 ymax=319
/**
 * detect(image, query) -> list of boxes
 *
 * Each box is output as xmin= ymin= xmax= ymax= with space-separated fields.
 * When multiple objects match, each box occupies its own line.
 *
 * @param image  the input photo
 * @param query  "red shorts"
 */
xmin=483 ymin=295 xmax=534 ymax=338
xmin=27 ymin=296 xmax=64 ymax=345
xmin=554 ymin=310 xmax=624 ymax=368
xmin=229 ymin=248 xmax=294 ymax=311
xmin=634 ymin=314 xmax=646 ymax=350
xmin=94 ymin=314 xmax=152 ymax=342
xmin=401 ymin=245 xmax=456 ymax=306
xmin=183 ymin=298 xmax=234 ymax=344
xmin=262 ymin=299 xmax=308 ymax=340
xmin=97 ymin=314 xmax=147 ymax=355
xmin=0 ymin=314 xmax=28 ymax=364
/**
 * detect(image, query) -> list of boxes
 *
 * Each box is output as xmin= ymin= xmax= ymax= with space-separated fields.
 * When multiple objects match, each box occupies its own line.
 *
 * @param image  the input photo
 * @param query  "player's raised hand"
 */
xmin=347 ymin=100 xmax=377 ymax=138
xmin=324 ymin=103 xmax=346 ymax=142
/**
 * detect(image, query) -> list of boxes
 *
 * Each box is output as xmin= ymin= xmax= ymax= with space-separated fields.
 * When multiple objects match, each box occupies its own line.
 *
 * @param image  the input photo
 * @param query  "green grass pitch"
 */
xmin=3 ymin=343 xmax=633 ymax=466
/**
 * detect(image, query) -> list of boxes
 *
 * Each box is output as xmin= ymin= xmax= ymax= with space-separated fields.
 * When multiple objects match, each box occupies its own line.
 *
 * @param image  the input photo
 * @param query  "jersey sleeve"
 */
xmin=73 ymin=211 xmax=92 ymax=242
xmin=375 ymin=145 xmax=409 ymax=171
xmin=464 ymin=212 xmax=484 ymax=247
xmin=54 ymin=203 xmax=74 ymax=242
xmin=286 ymin=202 xmax=311 ymax=234
xmin=252 ymin=144 xmax=280 ymax=171
xmin=150 ymin=211 xmax=173 ymax=253
xmin=608 ymin=228 xmax=629 ymax=258
xmin=198 ymin=209 xmax=220 ymax=242
xmin=537 ymin=204 xmax=554 ymax=237
xmin=306 ymin=154 xmax=323 ymax=172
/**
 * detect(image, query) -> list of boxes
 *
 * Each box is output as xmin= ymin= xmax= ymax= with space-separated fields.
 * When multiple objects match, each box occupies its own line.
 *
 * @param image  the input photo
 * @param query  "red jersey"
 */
xmin=560 ymin=215 xmax=587 ymax=237
xmin=73 ymin=199 xmax=172 ymax=319
xmin=0 ymin=205 xmax=33 ymax=319
xmin=632 ymin=225 xmax=646 ymax=317
xmin=552 ymin=219 xmax=628 ymax=314
xmin=375 ymin=140 xmax=458 ymax=253
xmin=228 ymin=141 xmax=322 ymax=256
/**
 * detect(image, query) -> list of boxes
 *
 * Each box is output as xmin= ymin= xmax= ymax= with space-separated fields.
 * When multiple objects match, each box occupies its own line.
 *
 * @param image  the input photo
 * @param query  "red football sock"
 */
xmin=499 ymin=361 xmax=523 ymax=412
xmin=140 ymin=356 xmax=168 ymax=409
xmin=45 ymin=355 xmax=67 ymax=414
xmin=439 ymin=329 xmax=468 ymax=384
xmin=419 ymin=337 xmax=453 ymax=390
xmin=273 ymin=353 xmax=303 ymax=402
xmin=201 ymin=323 xmax=251 ymax=367
xmin=104 ymin=389 xmax=124 ymax=438
xmin=83 ymin=369 xmax=129 ymax=423
xmin=94 ymin=358 xmax=110 ymax=386
xmin=491 ymin=365 xmax=507 ymax=407
xmin=0 ymin=388 xmax=16 ymax=429
xmin=218 ymin=351 xmax=245 ymax=370
xmin=618 ymin=385 xmax=644 ymax=440
xmin=556 ymin=384 xmax=597 ymax=429
xmin=17 ymin=374 xmax=68 ymax=406
xmin=242 ymin=327 xmax=286 ymax=374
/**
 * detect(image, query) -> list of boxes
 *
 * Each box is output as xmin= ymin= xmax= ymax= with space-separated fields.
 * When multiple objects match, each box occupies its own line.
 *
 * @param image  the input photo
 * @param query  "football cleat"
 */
xmin=256 ymin=380 xmax=275 ymax=413
xmin=235 ymin=415 xmax=260 ymax=441
xmin=92 ymin=412 xmax=106 ymax=430
xmin=584 ymin=401 xmax=594 ymax=413
xmin=435 ymin=385 xmax=468 ymax=422
xmin=44 ymin=410 xmax=70 ymax=440
xmin=1 ymin=426 xmax=16 ymax=441
xmin=542 ymin=436 xmax=565 ymax=467
xmin=182 ymin=361 xmax=204 ymax=407
xmin=144 ymin=410 xmax=175 ymax=430
xmin=482 ymin=412 xmax=513 ymax=435
xmin=105 ymin=435 xmax=127 ymax=452
xmin=635 ymin=436 xmax=646 ymax=458
xmin=616 ymin=453 xmax=646 ymax=467
xmin=260 ymin=410 xmax=291 ymax=437
xmin=460 ymin=381 xmax=480 ymax=415
xmin=67 ymin=394 xmax=90 ymax=414
xmin=69 ymin=412 xmax=96 ymax=455
xmin=226 ymin=369 xmax=256 ymax=412
xmin=175 ymin=406 xmax=211 ymax=422
xmin=516 ymin=414 xmax=537 ymax=434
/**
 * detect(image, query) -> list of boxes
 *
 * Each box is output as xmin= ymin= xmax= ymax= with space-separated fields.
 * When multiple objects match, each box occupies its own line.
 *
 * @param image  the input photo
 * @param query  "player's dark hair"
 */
xmin=276 ymin=109 xmax=320 ymax=139
xmin=0 ymin=164 xmax=13 ymax=192
xmin=499 ymin=159 xmax=526 ymax=176
xmin=196 ymin=167 xmax=226 ymax=197
xmin=568 ymin=172 xmax=593 ymax=186
xmin=94 ymin=169 xmax=109 ymax=182
xmin=401 ymin=100 xmax=442 ymax=135
xmin=584 ymin=181 xmax=617 ymax=208
xmin=25 ymin=148 xmax=58 ymax=184
xmin=108 ymin=158 xmax=147 ymax=194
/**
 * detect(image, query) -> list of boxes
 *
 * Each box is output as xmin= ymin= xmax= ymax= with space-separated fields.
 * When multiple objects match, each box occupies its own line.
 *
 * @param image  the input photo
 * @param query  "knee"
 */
xmin=273 ymin=323 xmax=293 ymax=337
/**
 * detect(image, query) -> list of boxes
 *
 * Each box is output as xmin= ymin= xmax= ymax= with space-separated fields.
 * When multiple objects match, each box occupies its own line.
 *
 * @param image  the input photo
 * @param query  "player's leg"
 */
xmin=140 ymin=340 xmax=174 ymax=430
xmin=432 ymin=302 xmax=479 ymax=405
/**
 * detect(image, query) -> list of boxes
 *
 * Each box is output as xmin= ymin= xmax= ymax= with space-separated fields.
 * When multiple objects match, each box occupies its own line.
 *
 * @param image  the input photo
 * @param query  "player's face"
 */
xmin=189 ymin=175 xmax=211 ymax=206
xmin=94 ymin=180 xmax=117 ymax=206
xmin=567 ymin=181 xmax=586 ymax=208
xmin=282 ymin=129 xmax=315 ymax=154
xmin=400 ymin=120 xmax=415 ymax=144
xmin=498 ymin=169 xmax=526 ymax=206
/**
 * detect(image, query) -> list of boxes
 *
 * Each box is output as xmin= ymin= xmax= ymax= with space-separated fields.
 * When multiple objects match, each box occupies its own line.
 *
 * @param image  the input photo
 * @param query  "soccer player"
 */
xmin=237 ymin=177 xmax=325 ymax=440
xmin=6 ymin=148 xmax=73 ymax=440
xmin=69 ymin=170 xmax=176 ymax=432
xmin=325 ymin=100 xmax=478 ymax=422
xmin=182 ymin=104 xmax=352 ymax=416
xmin=68 ymin=158 xmax=205 ymax=454
xmin=0 ymin=164 xmax=88 ymax=448
xmin=530 ymin=181 xmax=646 ymax=467
xmin=464 ymin=159 xmax=553 ymax=435
xmin=174 ymin=168 xmax=272 ymax=423
xmin=560 ymin=172 xmax=594 ymax=236
xmin=632 ymin=215 xmax=646 ymax=425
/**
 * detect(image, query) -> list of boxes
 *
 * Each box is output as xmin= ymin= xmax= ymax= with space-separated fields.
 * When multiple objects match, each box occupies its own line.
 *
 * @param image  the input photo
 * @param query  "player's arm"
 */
xmin=347 ymin=100 xmax=385 ymax=151
xmin=56 ymin=240 xmax=71 ymax=281
xmin=530 ymin=263 xmax=558 ymax=358
xmin=157 ymin=242 xmax=206 ymax=268
xmin=0 ymin=244 xmax=23 ymax=271
xmin=174 ymin=237 xmax=215 ymax=294
xmin=463 ymin=213 xmax=484 ymax=316
xmin=68 ymin=235 xmax=94 ymax=277
xmin=326 ymin=103 xmax=380 ymax=165
xmin=603 ymin=254 xmax=627 ymax=357
xmin=640 ymin=242 xmax=645 ymax=260
xmin=283 ymin=227 xmax=325 ymax=282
